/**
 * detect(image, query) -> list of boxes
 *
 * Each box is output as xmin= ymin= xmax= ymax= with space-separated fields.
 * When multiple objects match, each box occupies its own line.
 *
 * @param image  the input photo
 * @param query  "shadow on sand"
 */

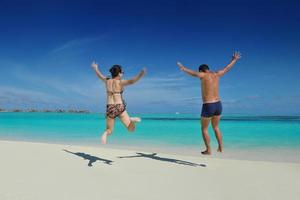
xmin=118 ymin=152 xmax=206 ymax=167
xmin=63 ymin=149 xmax=113 ymax=167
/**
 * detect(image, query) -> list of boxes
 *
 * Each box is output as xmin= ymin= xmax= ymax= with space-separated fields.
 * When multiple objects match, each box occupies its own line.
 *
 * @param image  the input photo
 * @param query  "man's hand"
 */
xmin=232 ymin=51 xmax=242 ymax=61
xmin=216 ymin=51 xmax=241 ymax=77
xmin=141 ymin=68 xmax=147 ymax=75
xmin=91 ymin=61 xmax=98 ymax=70
xmin=177 ymin=62 xmax=185 ymax=71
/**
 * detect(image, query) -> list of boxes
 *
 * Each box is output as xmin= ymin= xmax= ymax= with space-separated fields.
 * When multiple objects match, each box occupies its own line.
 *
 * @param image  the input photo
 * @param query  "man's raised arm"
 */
xmin=177 ymin=62 xmax=204 ymax=78
xmin=217 ymin=51 xmax=241 ymax=77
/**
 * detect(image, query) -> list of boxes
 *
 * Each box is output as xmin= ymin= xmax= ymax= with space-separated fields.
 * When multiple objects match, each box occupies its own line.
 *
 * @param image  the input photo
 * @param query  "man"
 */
xmin=177 ymin=51 xmax=241 ymax=155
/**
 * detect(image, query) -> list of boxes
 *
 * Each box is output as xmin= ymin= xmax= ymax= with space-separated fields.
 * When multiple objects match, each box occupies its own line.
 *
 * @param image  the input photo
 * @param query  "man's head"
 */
xmin=199 ymin=64 xmax=209 ymax=72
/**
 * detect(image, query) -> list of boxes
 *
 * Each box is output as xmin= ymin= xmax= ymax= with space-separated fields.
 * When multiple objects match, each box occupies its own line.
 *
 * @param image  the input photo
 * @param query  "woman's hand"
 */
xmin=91 ymin=61 xmax=98 ymax=70
xmin=176 ymin=62 xmax=185 ymax=71
xmin=91 ymin=61 xmax=106 ymax=82
xmin=141 ymin=68 xmax=147 ymax=75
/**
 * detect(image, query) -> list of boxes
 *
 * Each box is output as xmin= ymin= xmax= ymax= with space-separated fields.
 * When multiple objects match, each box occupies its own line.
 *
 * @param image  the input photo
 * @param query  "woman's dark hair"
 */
xmin=199 ymin=64 xmax=209 ymax=72
xmin=109 ymin=64 xmax=123 ymax=78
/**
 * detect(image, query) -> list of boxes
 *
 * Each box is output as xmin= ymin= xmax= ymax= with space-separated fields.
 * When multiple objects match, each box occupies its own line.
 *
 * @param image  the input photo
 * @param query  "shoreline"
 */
xmin=1 ymin=138 xmax=300 ymax=164
xmin=1 ymin=111 xmax=300 ymax=116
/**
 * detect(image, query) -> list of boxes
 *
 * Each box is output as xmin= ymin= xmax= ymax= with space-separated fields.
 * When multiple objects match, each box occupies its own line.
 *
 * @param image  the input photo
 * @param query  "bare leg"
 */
xmin=212 ymin=115 xmax=223 ymax=152
xmin=201 ymin=117 xmax=211 ymax=155
xmin=119 ymin=111 xmax=141 ymax=132
xmin=101 ymin=117 xmax=114 ymax=144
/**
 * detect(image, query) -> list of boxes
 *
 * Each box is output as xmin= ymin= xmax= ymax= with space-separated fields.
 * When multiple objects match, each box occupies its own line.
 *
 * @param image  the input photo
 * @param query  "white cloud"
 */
xmin=0 ymin=86 xmax=63 ymax=106
xmin=50 ymin=35 xmax=106 ymax=54
xmin=0 ymin=65 xmax=107 ymax=110
xmin=7 ymin=62 xmax=284 ymax=114
xmin=121 ymin=73 xmax=202 ymax=112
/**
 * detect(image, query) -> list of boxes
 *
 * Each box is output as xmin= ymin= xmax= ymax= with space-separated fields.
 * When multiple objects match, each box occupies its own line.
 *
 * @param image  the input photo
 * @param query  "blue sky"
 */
xmin=0 ymin=0 xmax=299 ymax=114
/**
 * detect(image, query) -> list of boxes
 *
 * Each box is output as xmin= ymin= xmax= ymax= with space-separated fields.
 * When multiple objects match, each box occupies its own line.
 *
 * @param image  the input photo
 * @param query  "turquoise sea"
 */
xmin=1 ymin=112 xmax=300 ymax=162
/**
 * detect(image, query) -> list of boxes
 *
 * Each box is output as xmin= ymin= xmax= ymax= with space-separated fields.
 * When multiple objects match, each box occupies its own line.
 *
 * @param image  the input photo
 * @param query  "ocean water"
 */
xmin=1 ymin=112 xmax=300 ymax=162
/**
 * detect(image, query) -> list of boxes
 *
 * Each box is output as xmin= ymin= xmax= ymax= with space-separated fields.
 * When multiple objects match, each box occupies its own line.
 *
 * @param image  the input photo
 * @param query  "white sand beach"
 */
xmin=0 ymin=140 xmax=299 ymax=200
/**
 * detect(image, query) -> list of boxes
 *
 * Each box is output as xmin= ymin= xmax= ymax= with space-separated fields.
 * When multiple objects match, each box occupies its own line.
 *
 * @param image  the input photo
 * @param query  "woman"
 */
xmin=91 ymin=61 xmax=146 ymax=144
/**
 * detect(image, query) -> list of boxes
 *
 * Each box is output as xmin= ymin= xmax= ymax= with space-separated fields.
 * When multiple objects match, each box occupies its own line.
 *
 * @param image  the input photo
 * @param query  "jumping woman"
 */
xmin=91 ymin=61 xmax=146 ymax=144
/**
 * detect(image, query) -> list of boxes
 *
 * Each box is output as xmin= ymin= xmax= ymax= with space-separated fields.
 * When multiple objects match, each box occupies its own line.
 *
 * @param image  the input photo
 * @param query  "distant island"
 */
xmin=0 ymin=108 xmax=7 ymax=112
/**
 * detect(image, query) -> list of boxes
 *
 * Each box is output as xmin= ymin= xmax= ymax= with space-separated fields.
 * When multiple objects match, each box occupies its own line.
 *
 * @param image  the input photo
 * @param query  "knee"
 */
xmin=213 ymin=126 xmax=219 ymax=132
xmin=127 ymin=122 xmax=135 ymax=132
xmin=127 ymin=126 xmax=135 ymax=132
xmin=128 ymin=128 xmax=134 ymax=132
xmin=201 ymin=127 xmax=208 ymax=133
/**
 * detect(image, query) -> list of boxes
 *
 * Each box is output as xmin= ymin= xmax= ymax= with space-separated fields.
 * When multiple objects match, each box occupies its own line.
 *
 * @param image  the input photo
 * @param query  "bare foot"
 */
xmin=130 ymin=117 xmax=141 ymax=122
xmin=217 ymin=146 xmax=223 ymax=153
xmin=201 ymin=150 xmax=211 ymax=155
xmin=101 ymin=133 xmax=107 ymax=144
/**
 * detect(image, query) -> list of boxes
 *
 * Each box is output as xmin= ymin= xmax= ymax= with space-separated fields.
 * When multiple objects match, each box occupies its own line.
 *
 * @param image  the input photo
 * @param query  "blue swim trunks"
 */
xmin=201 ymin=101 xmax=222 ymax=118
